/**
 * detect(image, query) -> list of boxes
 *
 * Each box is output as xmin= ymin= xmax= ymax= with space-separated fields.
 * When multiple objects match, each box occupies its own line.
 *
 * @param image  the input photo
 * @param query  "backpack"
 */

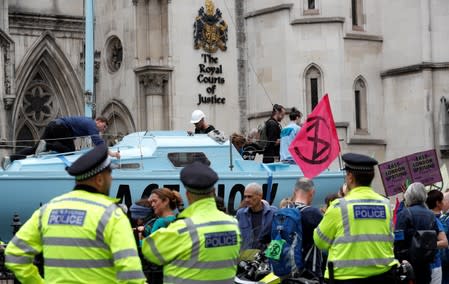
xmin=406 ymin=208 xmax=437 ymax=264
xmin=265 ymin=205 xmax=307 ymax=277
xmin=257 ymin=121 xmax=268 ymax=150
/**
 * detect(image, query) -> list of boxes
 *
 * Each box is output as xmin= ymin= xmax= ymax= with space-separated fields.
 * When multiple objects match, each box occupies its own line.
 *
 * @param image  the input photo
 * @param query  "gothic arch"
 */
xmin=12 ymin=31 xmax=83 ymax=145
xmin=101 ymin=99 xmax=136 ymax=145
xmin=303 ymin=63 xmax=324 ymax=113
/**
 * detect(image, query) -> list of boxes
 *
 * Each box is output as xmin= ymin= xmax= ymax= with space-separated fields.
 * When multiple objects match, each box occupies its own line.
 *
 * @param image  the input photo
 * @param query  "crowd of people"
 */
xmin=2 ymin=109 xmax=449 ymax=284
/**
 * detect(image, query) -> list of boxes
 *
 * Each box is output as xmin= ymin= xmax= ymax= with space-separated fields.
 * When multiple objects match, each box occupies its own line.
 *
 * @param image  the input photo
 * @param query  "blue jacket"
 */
xmin=236 ymin=202 xmax=277 ymax=250
xmin=58 ymin=116 xmax=104 ymax=146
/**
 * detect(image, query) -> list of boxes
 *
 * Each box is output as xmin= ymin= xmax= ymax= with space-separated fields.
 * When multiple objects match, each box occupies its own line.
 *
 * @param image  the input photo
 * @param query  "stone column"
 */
xmin=235 ymin=0 xmax=248 ymax=134
xmin=135 ymin=68 xmax=172 ymax=131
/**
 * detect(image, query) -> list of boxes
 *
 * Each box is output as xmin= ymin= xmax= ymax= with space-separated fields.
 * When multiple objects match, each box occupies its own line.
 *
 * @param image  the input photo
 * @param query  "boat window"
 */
xmin=168 ymin=152 xmax=211 ymax=167
xmin=115 ymin=163 xmax=141 ymax=169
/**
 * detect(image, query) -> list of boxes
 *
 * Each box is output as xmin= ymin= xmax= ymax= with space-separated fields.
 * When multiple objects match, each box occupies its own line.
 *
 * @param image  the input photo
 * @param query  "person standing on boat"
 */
xmin=5 ymin=144 xmax=145 ymax=284
xmin=280 ymin=107 xmax=302 ymax=163
xmin=11 ymin=116 xmax=120 ymax=161
xmin=142 ymin=161 xmax=241 ymax=283
xmin=236 ymin=182 xmax=277 ymax=250
xmin=263 ymin=104 xmax=285 ymax=163
xmin=189 ymin=109 xmax=215 ymax=134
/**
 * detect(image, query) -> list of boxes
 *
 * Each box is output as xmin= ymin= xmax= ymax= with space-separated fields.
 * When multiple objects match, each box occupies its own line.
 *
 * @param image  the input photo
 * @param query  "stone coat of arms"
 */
xmin=193 ymin=0 xmax=228 ymax=53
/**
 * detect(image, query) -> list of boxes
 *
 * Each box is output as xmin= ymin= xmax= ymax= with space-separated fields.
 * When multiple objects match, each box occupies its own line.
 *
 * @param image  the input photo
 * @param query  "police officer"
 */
xmin=5 ymin=145 xmax=145 ymax=284
xmin=142 ymin=161 xmax=241 ymax=283
xmin=313 ymin=153 xmax=399 ymax=283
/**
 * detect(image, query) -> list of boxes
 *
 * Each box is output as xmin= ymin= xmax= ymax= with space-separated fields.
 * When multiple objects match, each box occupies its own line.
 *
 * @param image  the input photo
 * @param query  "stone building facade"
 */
xmin=1 ymin=0 xmax=449 ymax=186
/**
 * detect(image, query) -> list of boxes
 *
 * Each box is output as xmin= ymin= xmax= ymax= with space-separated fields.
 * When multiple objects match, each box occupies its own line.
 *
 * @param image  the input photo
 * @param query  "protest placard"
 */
xmin=378 ymin=157 xmax=413 ymax=197
xmin=379 ymin=149 xmax=442 ymax=197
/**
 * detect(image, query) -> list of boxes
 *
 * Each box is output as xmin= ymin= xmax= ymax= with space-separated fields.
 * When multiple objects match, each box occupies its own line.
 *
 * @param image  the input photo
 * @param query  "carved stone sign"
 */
xmin=196 ymin=53 xmax=226 ymax=105
xmin=194 ymin=0 xmax=228 ymax=106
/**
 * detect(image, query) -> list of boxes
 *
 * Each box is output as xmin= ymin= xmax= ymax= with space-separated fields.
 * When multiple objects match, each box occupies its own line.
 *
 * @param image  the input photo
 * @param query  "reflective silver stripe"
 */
xmin=315 ymin=227 xmax=334 ymax=245
xmin=117 ymin=270 xmax=145 ymax=280
xmin=38 ymin=203 xmax=48 ymax=236
xmin=96 ymin=204 xmax=118 ymax=241
xmin=146 ymin=237 xmax=166 ymax=264
xmin=172 ymin=258 xmax=238 ymax=269
xmin=332 ymin=257 xmax=395 ymax=268
xmin=172 ymin=218 xmax=238 ymax=270
xmin=113 ymin=249 xmax=138 ymax=261
xmin=185 ymin=218 xmax=200 ymax=261
xmin=43 ymin=237 xmax=108 ymax=249
xmin=339 ymin=198 xmax=350 ymax=236
xmin=10 ymin=236 xmax=39 ymax=255
xmin=178 ymin=220 xmax=237 ymax=234
xmin=346 ymin=199 xmax=390 ymax=205
xmin=52 ymin=197 xmax=108 ymax=209
xmin=45 ymin=258 xmax=114 ymax=268
xmin=164 ymin=275 xmax=234 ymax=284
xmin=333 ymin=234 xmax=394 ymax=245
xmin=5 ymin=255 xmax=33 ymax=264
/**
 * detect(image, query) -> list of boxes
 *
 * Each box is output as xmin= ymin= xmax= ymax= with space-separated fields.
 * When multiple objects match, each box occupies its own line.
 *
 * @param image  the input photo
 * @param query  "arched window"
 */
xmin=354 ymin=77 xmax=367 ymax=132
xmin=304 ymin=64 xmax=323 ymax=113
xmin=351 ymin=0 xmax=364 ymax=30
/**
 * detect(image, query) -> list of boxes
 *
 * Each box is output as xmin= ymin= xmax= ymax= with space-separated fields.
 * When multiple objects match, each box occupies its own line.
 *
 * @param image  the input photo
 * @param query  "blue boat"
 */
xmin=0 ymin=131 xmax=344 ymax=241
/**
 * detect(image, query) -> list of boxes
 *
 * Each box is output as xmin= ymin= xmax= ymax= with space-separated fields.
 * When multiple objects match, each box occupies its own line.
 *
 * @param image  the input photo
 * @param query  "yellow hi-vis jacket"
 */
xmin=313 ymin=186 xmax=399 ymax=280
xmin=5 ymin=189 xmax=146 ymax=284
xmin=142 ymin=197 xmax=241 ymax=283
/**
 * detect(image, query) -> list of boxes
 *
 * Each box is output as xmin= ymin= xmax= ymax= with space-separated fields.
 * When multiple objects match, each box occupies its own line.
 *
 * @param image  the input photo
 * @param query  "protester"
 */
xmin=147 ymin=188 xmax=183 ymax=234
xmin=280 ymin=107 xmax=302 ymax=163
xmin=236 ymin=182 xmax=277 ymax=250
xmin=263 ymin=104 xmax=285 ymax=163
xmin=5 ymin=144 xmax=145 ymax=283
xmin=189 ymin=109 xmax=215 ymax=134
xmin=395 ymin=183 xmax=444 ymax=284
xmin=426 ymin=190 xmax=449 ymax=284
xmin=11 ymin=116 xmax=119 ymax=161
xmin=314 ymin=153 xmax=398 ymax=283
xmin=290 ymin=178 xmax=323 ymax=281
xmin=321 ymin=192 xmax=339 ymax=214
xmin=142 ymin=161 xmax=240 ymax=283
xmin=231 ymin=132 xmax=247 ymax=155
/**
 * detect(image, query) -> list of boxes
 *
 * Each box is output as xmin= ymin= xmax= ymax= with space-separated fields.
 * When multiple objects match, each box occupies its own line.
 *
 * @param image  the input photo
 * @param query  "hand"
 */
xmin=109 ymin=150 xmax=120 ymax=159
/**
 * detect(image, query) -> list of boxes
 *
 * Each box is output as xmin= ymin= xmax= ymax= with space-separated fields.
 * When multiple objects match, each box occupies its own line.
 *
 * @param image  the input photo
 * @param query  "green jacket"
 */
xmin=142 ymin=197 xmax=241 ymax=283
xmin=5 ymin=189 xmax=145 ymax=284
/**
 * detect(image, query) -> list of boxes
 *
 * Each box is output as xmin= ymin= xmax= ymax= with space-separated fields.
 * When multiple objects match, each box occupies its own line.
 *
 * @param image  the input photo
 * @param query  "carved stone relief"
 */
xmin=106 ymin=36 xmax=123 ymax=73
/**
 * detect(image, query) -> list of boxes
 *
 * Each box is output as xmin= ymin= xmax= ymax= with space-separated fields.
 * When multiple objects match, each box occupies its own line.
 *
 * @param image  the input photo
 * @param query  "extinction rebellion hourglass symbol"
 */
xmin=294 ymin=116 xmax=332 ymax=165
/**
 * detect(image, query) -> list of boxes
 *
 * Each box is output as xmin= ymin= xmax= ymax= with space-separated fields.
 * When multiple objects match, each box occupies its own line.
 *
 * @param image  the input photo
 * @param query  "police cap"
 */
xmin=66 ymin=144 xmax=112 ymax=181
xmin=342 ymin=153 xmax=378 ymax=172
xmin=180 ymin=161 xmax=218 ymax=194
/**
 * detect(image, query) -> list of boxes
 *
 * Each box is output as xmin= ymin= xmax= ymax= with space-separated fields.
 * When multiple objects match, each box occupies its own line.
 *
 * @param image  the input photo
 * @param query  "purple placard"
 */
xmin=379 ymin=157 xmax=413 ymax=197
xmin=406 ymin=149 xmax=442 ymax=186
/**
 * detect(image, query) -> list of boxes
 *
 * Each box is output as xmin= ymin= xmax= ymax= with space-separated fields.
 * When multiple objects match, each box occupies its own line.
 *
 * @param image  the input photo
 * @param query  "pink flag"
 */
xmin=288 ymin=94 xmax=340 ymax=179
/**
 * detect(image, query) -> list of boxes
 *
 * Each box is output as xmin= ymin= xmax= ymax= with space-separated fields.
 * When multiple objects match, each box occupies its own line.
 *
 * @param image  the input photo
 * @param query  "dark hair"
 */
xmin=151 ymin=188 xmax=183 ymax=210
xmin=426 ymin=190 xmax=443 ymax=210
xmin=289 ymin=107 xmax=302 ymax=121
xmin=96 ymin=116 xmax=109 ymax=126
xmin=350 ymin=170 xmax=375 ymax=186
xmin=271 ymin=104 xmax=285 ymax=117
xmin=215 ymin=196 xmax=227 ymax=213
xmin=324 ymin=192 xmax=339 ymax=208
